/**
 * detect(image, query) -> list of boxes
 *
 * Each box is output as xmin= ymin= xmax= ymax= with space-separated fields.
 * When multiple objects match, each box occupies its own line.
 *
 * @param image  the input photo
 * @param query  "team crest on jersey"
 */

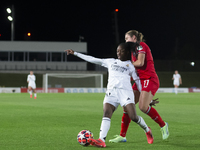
xmin=137 ymin=46 xmax=143 ymax=51
xmin=126 ymin=64 xmax=129 ymax=67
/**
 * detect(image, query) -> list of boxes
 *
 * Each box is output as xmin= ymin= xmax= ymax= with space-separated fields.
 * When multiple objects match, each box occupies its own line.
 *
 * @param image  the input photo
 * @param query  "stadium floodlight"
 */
xmin=43 ymin=73 xmax=104 ymax=93
xmin=7 ymin=16 xmax=13 ymax=21
xmin=6 ymin=8 xmax=12 ymax=13
xmin=6 ymin=5 xmax=14 ymax=41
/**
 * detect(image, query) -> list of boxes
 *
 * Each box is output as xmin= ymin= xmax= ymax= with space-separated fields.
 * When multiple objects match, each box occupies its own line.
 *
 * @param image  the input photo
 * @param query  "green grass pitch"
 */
xmin=0 ymin=93 xmax=200 ymax=150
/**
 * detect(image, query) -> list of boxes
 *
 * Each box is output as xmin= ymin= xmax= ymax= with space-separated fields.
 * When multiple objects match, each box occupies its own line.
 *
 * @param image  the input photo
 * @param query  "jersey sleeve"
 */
xmin=138 ymin=42 xmax=146 ymax=54
xmin=130 ymin=67 xmax=141 ymax=92
xmin=101 ymin=58 xmax=115 ymax=68
xmin=74 ymin=52 xmax=104 ymax=66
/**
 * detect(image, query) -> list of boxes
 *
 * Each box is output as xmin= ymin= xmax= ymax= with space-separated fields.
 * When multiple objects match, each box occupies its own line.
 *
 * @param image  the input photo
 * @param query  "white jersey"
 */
xmin=74 ymin=52 xmax=141 ymax=92
xmin=27 ymin=74 xmax=36 ymax=89
xmin=173 ymin=73 xmax=181 ymax=85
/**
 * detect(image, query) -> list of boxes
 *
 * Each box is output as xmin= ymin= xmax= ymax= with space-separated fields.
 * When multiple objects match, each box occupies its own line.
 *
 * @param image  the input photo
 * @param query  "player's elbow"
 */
xmin=137 ymin=61 xmax=144 ymax=67
xmin=133 ymin=61 xmax=144 ymax=67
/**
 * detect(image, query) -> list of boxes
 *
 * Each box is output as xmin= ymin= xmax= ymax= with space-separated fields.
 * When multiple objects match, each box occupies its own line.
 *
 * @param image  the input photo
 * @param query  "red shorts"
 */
xmin=132 ymin=77 xmax=159 ymax=96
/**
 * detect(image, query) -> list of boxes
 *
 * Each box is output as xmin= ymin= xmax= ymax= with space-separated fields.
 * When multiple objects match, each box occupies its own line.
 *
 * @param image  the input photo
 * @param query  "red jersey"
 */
xmin=131 ymin=42 xmax=158 ymax=80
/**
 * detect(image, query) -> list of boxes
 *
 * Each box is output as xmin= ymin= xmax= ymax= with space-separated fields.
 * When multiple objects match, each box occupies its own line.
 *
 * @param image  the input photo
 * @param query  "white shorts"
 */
xmin=103 ymin=88 xmax=135 ymax=108
xmin=173 ymin=81 xmax=180 ymax=86
xmin=28 ymin=82 xmax=36 ymax=89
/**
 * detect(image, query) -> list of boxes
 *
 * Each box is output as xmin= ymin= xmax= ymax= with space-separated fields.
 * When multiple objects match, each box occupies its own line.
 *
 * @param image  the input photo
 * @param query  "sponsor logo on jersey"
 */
xmin=111 ymin=64 xmax=128 ymax=73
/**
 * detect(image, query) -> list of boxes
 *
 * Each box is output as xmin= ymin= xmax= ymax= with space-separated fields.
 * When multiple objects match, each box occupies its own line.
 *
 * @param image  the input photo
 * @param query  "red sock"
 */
xmin=146 ymin=106 xmax=165 ymax=127
xmin=120 ymin=112 xmax=131 ymax=137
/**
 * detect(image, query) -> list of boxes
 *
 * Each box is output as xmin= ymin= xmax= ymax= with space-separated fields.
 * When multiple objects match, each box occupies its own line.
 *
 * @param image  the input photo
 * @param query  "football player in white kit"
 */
xmin=27 ymin=71 xmax=37 ymax=99
xmin=65 ymin=42 xmax=153 ymax=148
xmin=172 ymin=70 xmax=182 ymax=94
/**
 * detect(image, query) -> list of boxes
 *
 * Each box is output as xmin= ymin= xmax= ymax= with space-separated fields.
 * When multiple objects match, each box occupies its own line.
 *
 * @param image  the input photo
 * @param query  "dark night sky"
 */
xmin=1 ymin=0 xmax=200 ymax=60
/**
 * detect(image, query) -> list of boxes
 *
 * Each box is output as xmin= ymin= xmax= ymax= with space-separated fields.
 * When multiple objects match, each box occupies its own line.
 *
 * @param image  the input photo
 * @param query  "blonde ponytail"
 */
xmin=126 ymin=30 xmax=145 ymax=42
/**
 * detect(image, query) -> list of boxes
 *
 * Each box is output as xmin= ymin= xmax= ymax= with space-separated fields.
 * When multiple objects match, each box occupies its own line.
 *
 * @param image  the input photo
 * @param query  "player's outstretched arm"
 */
xmin=65 ymin=49 xmax=74 ymax=55
xmin=64 ymin=49 xmax=104 ymax=66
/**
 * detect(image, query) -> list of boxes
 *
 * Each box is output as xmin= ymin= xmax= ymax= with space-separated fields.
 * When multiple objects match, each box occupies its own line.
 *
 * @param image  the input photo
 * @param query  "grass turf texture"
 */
xmin=0 ymin=93 xmax=199 ymax=150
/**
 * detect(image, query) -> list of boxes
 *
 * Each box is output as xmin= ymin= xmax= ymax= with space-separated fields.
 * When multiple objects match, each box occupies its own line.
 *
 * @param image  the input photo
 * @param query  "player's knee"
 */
xmin=128 ymin=113 xmax=138 ymax=122
xmin=139 ymin=104 xmax=148 ymax=113
xmin=103 ymin=109 xmax=112 ymax=118
xmin=130 ymin=115 xmax=138 ymax=122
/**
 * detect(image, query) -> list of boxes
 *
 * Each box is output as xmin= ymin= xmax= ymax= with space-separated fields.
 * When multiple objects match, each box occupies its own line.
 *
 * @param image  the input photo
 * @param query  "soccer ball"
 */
xmin=77 ymin=130 xmax=93 ymax=146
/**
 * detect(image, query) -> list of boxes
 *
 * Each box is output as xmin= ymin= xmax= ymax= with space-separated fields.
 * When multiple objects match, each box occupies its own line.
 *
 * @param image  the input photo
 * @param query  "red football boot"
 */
xmin=88 ymin=138 xmax=106 ymax=148
xmin=146 ymin=127 xmax=154 ymax=144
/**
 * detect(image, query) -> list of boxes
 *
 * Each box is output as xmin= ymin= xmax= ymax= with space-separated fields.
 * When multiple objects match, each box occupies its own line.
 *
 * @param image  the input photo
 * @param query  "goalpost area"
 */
xmin=43 ymin=73 xmax=106 ymax=93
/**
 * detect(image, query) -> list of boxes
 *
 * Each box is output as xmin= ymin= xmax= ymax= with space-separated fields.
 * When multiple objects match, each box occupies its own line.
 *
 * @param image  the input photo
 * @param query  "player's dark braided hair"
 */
xmin=126 ymin=42 xmax=140 ymax=52
xmin=126 ymin=42 xmax=139 ymax=58
xmin=119 ymin=42 xmax=140 ymax=60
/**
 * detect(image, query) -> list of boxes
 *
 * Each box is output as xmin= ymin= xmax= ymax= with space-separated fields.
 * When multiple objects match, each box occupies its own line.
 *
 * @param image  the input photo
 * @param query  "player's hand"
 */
xmin=65 ymin=49 xmax=74 ymax=55
xmin=149 ymin=98 xmax=159 ymax=106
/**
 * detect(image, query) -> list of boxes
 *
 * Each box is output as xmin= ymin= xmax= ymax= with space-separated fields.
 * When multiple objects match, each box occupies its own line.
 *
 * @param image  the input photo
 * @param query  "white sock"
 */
xmin=99 ymin=117 xmax=111 ymax=142
xmin=29 ymin=91 xmax=32 ymax=95
xmin=34 ymin=93 xmax=37 ymax=97
xmin=137 ymin=116 xmax=149 ymax=133
xmin=175 ymin=87 xmax=178 ymax=94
